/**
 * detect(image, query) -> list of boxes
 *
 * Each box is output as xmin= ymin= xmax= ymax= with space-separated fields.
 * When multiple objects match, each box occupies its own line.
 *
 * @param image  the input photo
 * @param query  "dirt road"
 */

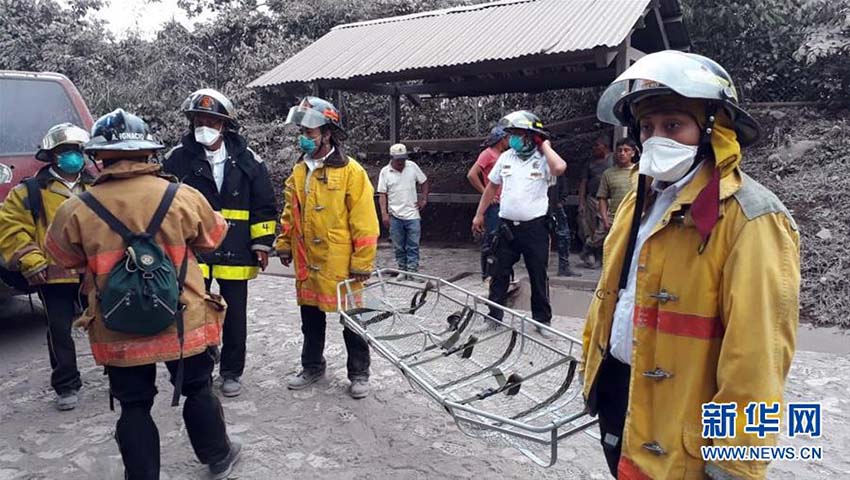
xmin=0 ymin=247 xmax=847 ymax=479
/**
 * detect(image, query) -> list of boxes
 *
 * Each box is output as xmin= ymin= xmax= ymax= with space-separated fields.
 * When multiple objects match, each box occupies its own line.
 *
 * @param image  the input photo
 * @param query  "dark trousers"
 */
xmin=553 ymin=207 xmax=573 ymax=271
xmin=487 ymin=217 xmax=552 ymax=324
xmin=479 ymin=203 xmax=501 ymax=279
xmin=205 ymin=278 xmax=248 ymax=379
xmin=38 ymin=283 xmax=82 ymax=395
xmin=565 ymin=205 xmax=583 ymax=252
xmin=107 ymin=349 xmax=231 ymax=480
xmin=596 ymin=355 xmax=631 ymax=478
xmin=299 ymin=305 xmax=370 ymax=380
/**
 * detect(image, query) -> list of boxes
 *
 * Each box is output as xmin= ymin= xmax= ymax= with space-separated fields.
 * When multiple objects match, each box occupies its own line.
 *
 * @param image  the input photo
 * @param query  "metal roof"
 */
xmin=249 ymin=0 xmax=664 ymax=89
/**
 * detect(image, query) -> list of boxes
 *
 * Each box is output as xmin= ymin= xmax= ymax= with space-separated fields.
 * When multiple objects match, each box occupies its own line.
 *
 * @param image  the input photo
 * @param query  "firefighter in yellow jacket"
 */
xmin=275 ymin=97 xmax=379 ymax=399
xmin=0 ymin=123 xmax=93 ymax=411
xmin=45 ymin=110 xmax=242 ymax=479
xmin=583 ymin=51 xmax=800 ymax=480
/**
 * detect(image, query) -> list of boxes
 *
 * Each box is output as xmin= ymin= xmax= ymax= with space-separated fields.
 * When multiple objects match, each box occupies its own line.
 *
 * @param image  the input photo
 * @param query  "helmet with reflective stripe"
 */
xmin=85 ymin=109 xmax=164 ymax=152
xmin=181 ymin=88 xmax=238 ymax=128
xmin=35 ymin=123 xmax=90 ymax=162
xmin=597 ymin=50 xmax=760 ymax=145
xmin=285 ymin=96 xmax=346 ymax=140
xmin=498 ymin=110 xmax=550 ymax=138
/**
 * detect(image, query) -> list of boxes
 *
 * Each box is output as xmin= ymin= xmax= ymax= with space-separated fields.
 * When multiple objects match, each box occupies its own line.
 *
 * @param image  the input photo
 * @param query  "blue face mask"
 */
xmin=56 ymin=150 xmax=85 ymax=174
xmin=509 ymin=135 xmax=535 ymax=156
xmin=298 ymin=134 xmax=318 ymax=155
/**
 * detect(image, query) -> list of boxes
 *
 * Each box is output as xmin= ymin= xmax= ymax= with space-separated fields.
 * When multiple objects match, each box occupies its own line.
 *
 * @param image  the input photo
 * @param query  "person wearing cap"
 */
xmin=162 ymin=89 xmax=277 ymax=398
xmin=377 ymin=143 xmax=430 ymax=275
xmin=471 ymin=111 xmax=567 ymax=337
xmin=45 ymin=109 xmax=242 ymax=479
xmin=275 ymin=96 xmax=379 ymax=399
xmin=0 ymin=123 xmax=93 ymax=411
xmin=582 ymin=51 xmax=799 ymax=479
xmin=467 ymin=126 xmax=509 ymax=280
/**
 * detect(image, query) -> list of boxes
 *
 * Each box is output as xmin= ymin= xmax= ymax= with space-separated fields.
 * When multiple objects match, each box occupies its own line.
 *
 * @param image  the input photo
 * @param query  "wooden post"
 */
xmin=389 ymin=94 xmax=401 ymax=144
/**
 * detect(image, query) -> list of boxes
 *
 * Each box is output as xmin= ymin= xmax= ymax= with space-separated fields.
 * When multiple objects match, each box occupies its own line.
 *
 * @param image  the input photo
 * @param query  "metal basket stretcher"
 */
xmin=337 ymin=269 xmax=598 ymax=467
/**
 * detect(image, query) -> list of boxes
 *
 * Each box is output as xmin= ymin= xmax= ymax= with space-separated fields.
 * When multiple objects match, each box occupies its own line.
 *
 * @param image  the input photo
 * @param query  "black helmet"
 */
xmin=85 ymin=109 xmax=164 ymax=152
xmin=285 ymin=96 xmax=346 ymax=140
xmin=498 ymin=110 xmax=550 ymax=138
xmin=181 ymin=88 xmax=238 ymax=128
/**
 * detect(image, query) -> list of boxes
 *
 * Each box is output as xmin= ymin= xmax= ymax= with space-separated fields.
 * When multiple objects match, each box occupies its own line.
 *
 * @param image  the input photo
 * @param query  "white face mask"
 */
xmin=638 ymin=136 xmax=699 ymax=182
xmin=194 ymin=126 xmax=221 ymax=147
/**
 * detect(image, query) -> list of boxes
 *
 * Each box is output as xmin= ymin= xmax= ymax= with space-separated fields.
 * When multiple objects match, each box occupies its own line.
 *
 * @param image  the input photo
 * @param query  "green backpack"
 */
xmin=79 ymin=183 xmax=190 ymax=406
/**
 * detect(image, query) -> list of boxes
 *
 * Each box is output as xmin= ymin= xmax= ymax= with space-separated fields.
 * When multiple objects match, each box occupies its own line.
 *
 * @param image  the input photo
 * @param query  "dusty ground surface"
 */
xmin=0 ymin=246 xmax=848 ymax=479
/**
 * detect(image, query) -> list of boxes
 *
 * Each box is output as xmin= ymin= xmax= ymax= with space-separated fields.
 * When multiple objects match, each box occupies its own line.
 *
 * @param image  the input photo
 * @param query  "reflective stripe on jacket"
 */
xmin=582 ymin=164 xmax=800 ymax=480
xmin=45 ymin=161 xmax=229 ymax=367
xmin=275 ymin=152 xmax=379 ymax=312
xmin=162 ymin=132 xmax=277 ymax=280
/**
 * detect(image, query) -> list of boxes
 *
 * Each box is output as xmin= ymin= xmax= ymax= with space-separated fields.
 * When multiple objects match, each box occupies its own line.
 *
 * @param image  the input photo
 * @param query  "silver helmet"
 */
xmin=181 ymin=88 xmax=238 ymax=128
xmin=497 ymin=110 xmax=550 ymax=138
xmin=597 ymin=50 xmax=760 ymax=145
xmin=35 ymin=123 xmax=90 ymax=162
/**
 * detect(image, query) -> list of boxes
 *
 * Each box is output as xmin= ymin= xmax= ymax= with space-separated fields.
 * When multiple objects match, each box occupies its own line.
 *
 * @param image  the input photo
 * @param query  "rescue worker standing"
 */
xmin=45 ymin=109 xmax=241 ymax=479
xmin=0 ymin=123 xmax=93 ymax=411
xmin=162 ymin=89 xmax=277 ymax=398
xmin=583 ymin=51 xmax=800 ymax=479
xmin=275 ymin=97 xmax=379 ymax=399
xmin=471 ymin=111 xmax=567 ymax=337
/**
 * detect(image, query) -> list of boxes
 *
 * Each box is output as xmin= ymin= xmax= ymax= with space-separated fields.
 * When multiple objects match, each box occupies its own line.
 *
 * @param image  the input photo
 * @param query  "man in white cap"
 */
xmin=377 ymin=143 xmax=430 ymax=274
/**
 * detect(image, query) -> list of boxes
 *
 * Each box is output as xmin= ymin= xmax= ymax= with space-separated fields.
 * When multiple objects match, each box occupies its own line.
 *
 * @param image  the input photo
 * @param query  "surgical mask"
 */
xmin=509 ymin=135 xmax=535 ymax=156
xmin=56 ymin=150 xmax=85 ymax=174
xmin=298 ymin=134 xmax=319 ymax=155
xmin=194 ymin=126 xmax=221 ymax=147
xmin=638 ymin=136 xmax=699 ymax=182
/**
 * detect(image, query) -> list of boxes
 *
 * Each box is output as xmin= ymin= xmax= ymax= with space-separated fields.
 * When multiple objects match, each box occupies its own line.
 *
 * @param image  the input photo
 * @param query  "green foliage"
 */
xmin=794 ymin=0 xmax=850 ymax=99
xmin=682 ymin=0 xmax=821 ymax=102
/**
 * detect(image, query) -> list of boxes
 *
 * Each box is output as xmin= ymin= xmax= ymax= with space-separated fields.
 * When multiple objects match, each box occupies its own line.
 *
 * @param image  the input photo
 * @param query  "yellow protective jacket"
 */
xmin=274 ymin=151 xmax=379 ymax=312
xmin=582 ymin=163 xmax=800 ymax=480
xmin=45 ymin=161 xmax=229 ymax=367
xmin=0 ymin=166 xmax=93 ymax=283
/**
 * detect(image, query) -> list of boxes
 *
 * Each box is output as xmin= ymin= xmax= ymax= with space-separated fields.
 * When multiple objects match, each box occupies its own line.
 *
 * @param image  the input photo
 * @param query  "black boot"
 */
xmin=558 ymin=260 xmax=582 ymax=277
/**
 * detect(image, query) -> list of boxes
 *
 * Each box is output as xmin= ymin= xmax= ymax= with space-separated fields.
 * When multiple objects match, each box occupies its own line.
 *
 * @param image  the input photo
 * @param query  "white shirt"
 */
xmin=48 ymin=167 xmax=81 ymax=192
xmin=609 ymin=163 xmax=703 ymax=365
xmin=488 ymin=149 xmax=554 ymax=222
xmin=304 ymin=147 xmax=336 ymax=193
xmin=377 ymin=160 xmax=427 ymax=220
xmin=205 ymin=144 xmax=228 ymax=192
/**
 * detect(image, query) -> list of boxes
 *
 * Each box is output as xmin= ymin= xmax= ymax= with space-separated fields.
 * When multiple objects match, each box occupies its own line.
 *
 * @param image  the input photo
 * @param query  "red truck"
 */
xmin=0 ymin=71 xmax=94 ymax=298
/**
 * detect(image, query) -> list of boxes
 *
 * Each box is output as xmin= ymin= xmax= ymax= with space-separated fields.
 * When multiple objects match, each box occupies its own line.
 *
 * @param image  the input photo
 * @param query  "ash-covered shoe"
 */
xmin=287 ymin=369 xmax=325 ymax=390
xmin=348 ymin=378 xmax=370 ymax=399
xmin=221 ymin=377 xmax=242 ymax=398
xmin=209 ymin=436 xmax=243 ymax=480
xmin=56 ymin=390 xmax=78 ymax=411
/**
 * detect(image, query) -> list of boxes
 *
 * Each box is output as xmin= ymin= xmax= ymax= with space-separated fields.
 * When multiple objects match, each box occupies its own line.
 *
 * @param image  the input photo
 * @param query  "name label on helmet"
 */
xmin=118 ymin=132 xmax=147 ymax=140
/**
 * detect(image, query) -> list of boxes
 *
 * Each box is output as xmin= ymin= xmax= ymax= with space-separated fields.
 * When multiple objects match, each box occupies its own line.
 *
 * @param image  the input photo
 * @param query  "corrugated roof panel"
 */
xmin=249 ymin=0 xmax=654 ymax=88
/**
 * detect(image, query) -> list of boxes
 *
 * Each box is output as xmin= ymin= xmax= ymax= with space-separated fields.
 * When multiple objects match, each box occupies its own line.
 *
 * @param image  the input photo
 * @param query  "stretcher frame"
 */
xmin=338 ymin=269 xmax=598 ymax=467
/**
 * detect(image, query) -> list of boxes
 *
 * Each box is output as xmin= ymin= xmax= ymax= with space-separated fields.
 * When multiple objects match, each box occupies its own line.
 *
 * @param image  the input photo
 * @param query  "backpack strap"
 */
xmin=23 ymin=178 xmax=43 ymax=225
xmin=78 ymin=192 xmax=134 ymax=244
xmin=170 ymin=249 xmax=190 ymax=407
xmin=146 ymin=183 xmax=179 ymax=237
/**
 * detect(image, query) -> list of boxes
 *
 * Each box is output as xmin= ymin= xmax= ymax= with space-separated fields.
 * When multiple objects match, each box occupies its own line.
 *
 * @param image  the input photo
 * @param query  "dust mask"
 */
xmin=194 ymin=126 xmax=221 ymax=147
xmin=638 ymin=136 xmax=698 ymax=182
